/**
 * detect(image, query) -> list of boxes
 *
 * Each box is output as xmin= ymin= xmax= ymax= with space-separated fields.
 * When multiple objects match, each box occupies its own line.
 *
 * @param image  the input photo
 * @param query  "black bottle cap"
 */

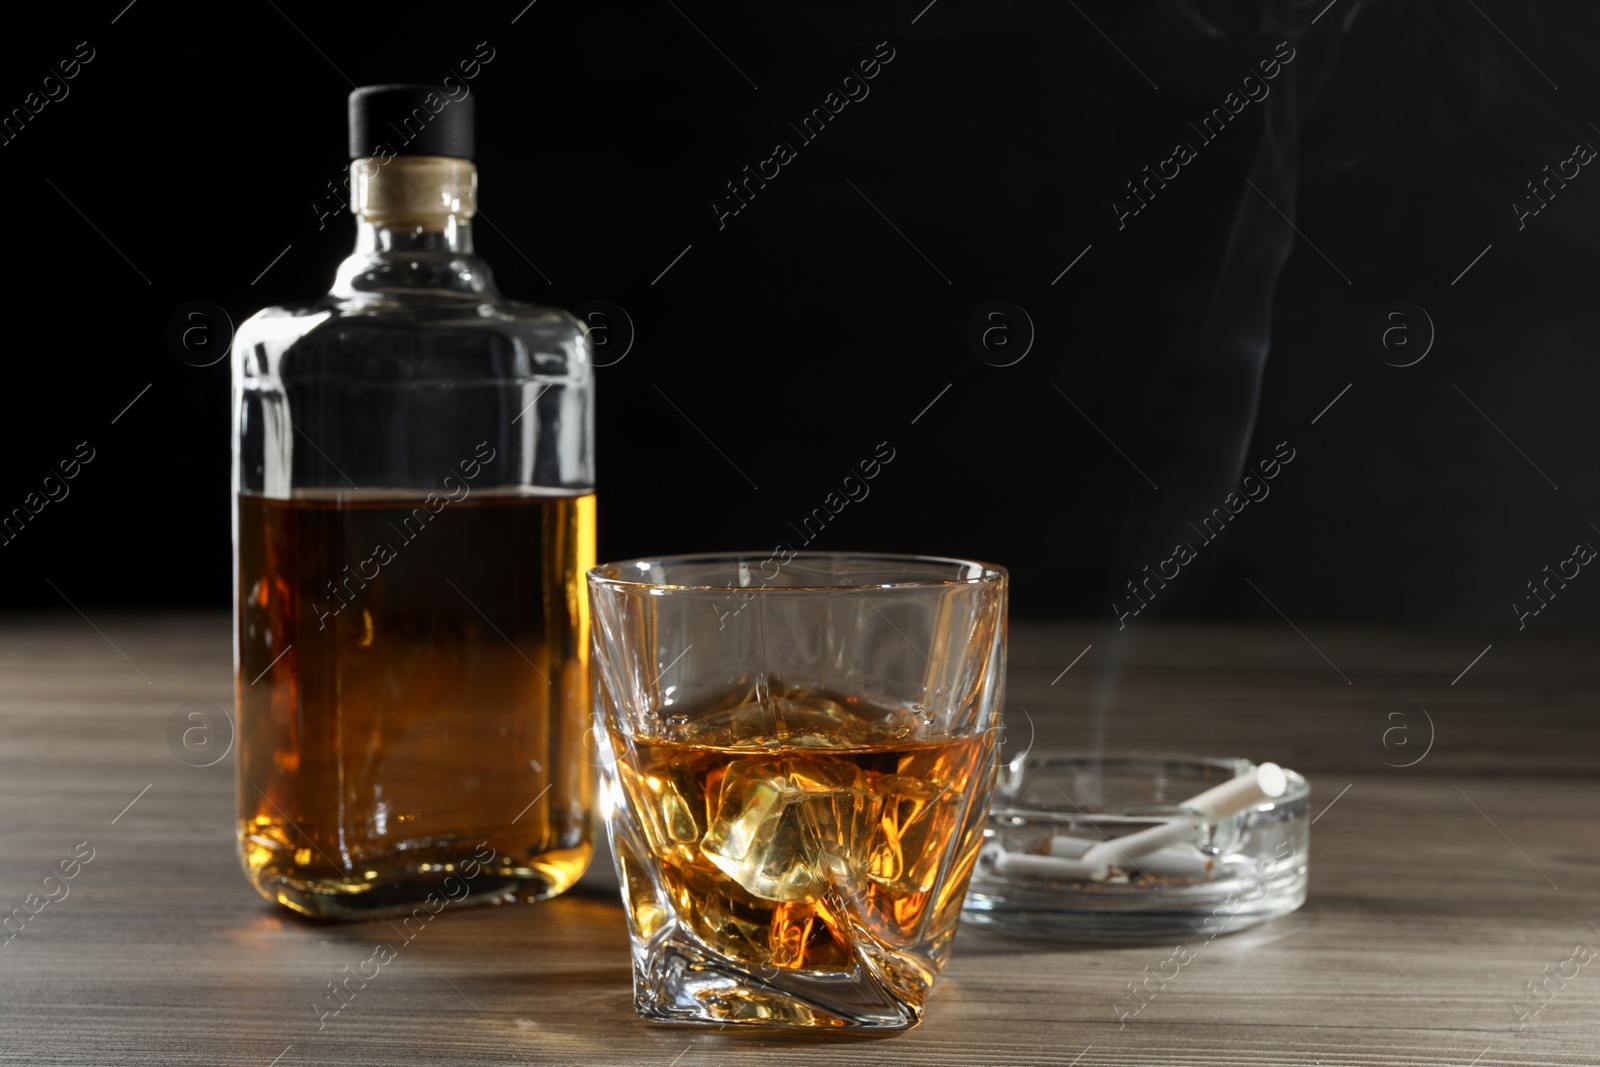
xmin=348 ymin=84 xmax=475 ymax=160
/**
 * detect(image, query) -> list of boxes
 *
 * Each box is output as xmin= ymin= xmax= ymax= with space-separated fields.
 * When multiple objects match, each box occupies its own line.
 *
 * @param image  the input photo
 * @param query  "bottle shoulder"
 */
xmin=235 ymin=292 xmax=593 ymax=384
xmin=239 ymin=293 xmax=588 ymax=334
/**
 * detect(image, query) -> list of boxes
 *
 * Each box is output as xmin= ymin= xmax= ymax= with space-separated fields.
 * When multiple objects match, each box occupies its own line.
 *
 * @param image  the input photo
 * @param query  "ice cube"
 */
xmin=768 ymin=900 xmax=850 ymax=970
xmin=700 ymin=759 xmax=820 ymax=902
xmin=699 ymin=758 xmax=882 ymax=904
xmin=614 ymin=760 xmax=702 ymax=861
xmin=787 ymin=758 xmax=880 ymax=870
xmin=770 ymin=692 xmax=883 ymax=748
xmin=670 ymin=858 xmax=777 ymax=964
xmin=867 ymin=773 xmax=960 ymax=895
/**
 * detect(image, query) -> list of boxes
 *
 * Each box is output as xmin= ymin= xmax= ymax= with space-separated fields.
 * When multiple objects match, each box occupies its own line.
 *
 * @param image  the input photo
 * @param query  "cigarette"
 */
xmin=981 ymin=843 xmax=1110 ymax=882
xmin=1049 ymin=836 xmax=1215 ymax=879
xmin=1179 ymin=762 xmax=1287 ymax=820
xmin=1077 ymin=817 xmax=1199 ymax=871
xmin=1076 ymin=763 xmax=1287 ymax=871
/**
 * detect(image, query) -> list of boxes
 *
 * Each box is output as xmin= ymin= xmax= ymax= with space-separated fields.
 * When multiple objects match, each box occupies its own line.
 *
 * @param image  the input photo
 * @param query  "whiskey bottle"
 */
xmin=231 ymin=85 xmax=596 ymax=919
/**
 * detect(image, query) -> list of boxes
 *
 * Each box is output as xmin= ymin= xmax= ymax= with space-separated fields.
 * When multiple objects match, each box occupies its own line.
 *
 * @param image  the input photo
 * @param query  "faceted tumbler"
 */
xmin=589 ymin=553 xmax=1007 ymax=1029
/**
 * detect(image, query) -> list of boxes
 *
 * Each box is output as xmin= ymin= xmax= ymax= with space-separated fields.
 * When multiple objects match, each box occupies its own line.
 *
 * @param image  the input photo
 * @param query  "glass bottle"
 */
xmin=231 ymin=85 xmax=595 ymax=919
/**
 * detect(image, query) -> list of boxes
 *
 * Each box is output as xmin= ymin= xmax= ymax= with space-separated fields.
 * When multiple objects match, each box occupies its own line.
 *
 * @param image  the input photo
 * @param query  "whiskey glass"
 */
xmin=589 ymin=553 xmax=1006 ymax=1029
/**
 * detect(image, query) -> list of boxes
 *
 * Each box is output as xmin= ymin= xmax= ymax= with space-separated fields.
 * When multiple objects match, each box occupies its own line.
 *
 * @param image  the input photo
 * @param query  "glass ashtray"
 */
xmin=961 ymin=751 xmax=1309 ymax=941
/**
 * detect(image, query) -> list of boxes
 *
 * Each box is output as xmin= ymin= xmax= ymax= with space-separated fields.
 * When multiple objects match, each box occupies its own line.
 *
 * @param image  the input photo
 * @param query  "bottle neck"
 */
xmin=354 ymin=215 xmax=474 ymax=255
xmin=334 ymin=156 xmax=491 ymax=297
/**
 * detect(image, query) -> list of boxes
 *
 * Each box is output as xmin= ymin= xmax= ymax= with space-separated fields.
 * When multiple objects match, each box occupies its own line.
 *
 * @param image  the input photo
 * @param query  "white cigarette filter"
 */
xmin=1179 ymin=762 xmax=1288 ymax=820
xmin=1049 ymin=836 xmax=1215 ymax=879
xmin=980 ymin=842 xmax=1110 ymax=882
xmin=1077 ymin=816 xmax=1199 ymax=871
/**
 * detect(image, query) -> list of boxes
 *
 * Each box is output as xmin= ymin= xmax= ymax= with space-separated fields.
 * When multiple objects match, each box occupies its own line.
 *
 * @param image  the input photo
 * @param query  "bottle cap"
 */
xmin=348 ymin=85 xmax=475 ymax=160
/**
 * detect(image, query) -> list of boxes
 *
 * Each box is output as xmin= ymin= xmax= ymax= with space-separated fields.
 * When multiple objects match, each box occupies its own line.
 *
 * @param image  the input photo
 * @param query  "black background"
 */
xmin=2 ymin=0 xmax=1597 ymax=628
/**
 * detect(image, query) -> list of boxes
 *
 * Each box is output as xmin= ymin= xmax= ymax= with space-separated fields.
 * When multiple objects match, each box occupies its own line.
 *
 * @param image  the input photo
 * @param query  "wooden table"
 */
xmin=2 ymin=614 xmax=1595 ymax=1066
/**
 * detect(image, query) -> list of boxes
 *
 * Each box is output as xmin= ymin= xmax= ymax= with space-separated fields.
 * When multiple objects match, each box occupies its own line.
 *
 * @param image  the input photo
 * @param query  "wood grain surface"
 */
xmin=1 ymin=613 xmax=1596 ymax=1066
